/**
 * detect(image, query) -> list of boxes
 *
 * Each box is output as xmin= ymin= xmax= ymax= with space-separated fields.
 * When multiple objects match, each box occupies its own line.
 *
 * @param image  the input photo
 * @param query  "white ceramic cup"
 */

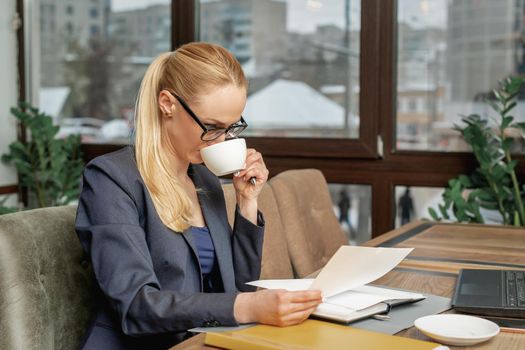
xmin=200 ymin=138 xmax=247 ymax=176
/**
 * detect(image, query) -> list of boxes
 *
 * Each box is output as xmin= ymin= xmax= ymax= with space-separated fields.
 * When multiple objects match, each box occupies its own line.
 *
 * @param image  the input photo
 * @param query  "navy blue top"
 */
xmin=189 ymin=226 xmax=223 ymax=293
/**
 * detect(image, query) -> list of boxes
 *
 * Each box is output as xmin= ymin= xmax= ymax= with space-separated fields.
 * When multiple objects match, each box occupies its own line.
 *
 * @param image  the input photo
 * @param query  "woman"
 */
xmin=75 ymin=42 xmax=322 ymax=349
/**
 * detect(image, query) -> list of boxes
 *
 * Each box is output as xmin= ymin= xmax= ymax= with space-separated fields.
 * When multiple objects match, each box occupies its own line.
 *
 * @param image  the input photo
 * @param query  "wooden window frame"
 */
xmin=4 ymin=0 xmax=29 ymax=202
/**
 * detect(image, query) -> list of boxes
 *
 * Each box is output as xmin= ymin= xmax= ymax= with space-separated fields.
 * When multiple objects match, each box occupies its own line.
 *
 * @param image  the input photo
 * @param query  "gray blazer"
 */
xmin=75 ymin=147 xmax=264 ymax=349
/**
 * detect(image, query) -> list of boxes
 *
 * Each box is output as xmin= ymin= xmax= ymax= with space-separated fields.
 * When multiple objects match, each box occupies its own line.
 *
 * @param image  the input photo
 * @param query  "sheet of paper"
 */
xmin=309 ymin=246 xmax=413 ymax=298
xmin=247 ymin=247 xmax=413 ymax=298
xmin=326 ymin=285 xmax=424 ymax=310
xmin=247 ymin=278 xmax=314 ymax=291
xmin=247 ymin=280 xmax=425 ymax=311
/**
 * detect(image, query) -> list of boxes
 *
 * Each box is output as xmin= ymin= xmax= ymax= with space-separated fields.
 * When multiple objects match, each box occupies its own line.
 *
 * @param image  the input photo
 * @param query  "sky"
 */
xmin=111 ymin=0 xmax=447 ymax=33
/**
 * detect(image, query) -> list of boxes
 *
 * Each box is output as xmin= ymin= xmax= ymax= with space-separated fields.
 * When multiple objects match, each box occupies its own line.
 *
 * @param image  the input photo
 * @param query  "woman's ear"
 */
xmin=158 ymin=90 xmax=175 ymax=117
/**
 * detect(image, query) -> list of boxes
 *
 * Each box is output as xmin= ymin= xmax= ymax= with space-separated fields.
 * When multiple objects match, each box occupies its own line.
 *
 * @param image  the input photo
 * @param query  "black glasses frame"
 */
xmin=167 ymin=91 xmax=247 ymax=141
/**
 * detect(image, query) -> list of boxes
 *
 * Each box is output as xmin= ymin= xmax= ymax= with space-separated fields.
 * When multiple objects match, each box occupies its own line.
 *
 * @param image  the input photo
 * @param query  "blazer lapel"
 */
xmin=180 ymin=228 xmax=199 ymax=266
xmin=189 ymin=165 xmax=236 ymax=292
xmin=175 ymin=224 xmax=203 ymax=291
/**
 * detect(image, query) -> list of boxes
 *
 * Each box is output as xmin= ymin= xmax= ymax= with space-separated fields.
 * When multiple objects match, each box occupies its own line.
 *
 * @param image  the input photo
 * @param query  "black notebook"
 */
xmin=452 ymin=269 xmax=525 ymax=318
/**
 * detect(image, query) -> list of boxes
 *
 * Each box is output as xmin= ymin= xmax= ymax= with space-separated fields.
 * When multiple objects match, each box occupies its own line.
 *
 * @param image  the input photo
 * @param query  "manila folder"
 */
xmin=204 ymin=319 xmax=445 ymax=350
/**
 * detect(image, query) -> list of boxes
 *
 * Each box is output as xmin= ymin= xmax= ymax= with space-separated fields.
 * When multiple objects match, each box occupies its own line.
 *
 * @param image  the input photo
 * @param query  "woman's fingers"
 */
xmin=275 ymin=290 xmax=322 ymax=305
xmin=236 ymin=149 xmax=264 ymax=176
xmin=244 ymin=289 xmax=323 ymax=327
xmin=277 ymin=306 xmax=319 ymax=326
xmin=283 ymin=300 xmax=322 ymax=315
xmin=278 ymin=292 xmax=322 ymax=315
xmin=234 ymin=148 xmax=268 ymax=188
xmin=246 ymin=150 xmax=263 ymax=165
xmin=241 ymin=166 xmax=269 ymax=183
xmin=286 ymin=290 xmax=323 ymax=303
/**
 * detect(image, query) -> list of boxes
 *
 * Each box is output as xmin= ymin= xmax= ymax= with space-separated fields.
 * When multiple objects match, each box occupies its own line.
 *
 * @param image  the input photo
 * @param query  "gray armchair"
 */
xmin=0 ymin=169 xmax=346 ymax=349
xmin=0 ymin=206 xmax=95 ymax=350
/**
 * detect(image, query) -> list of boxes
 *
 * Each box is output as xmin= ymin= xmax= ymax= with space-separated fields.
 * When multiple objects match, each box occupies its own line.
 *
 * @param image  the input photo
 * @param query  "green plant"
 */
xmin=429 ymin=77 xmax=525 ymax=226
xmin=1 ymin=101 xmax=84 ymax=211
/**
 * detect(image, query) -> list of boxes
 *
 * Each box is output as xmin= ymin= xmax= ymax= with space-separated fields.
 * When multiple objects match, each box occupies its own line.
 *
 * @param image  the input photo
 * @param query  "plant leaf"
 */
xmin=428 ymin=207 xmax=440 ymax=221
xmin=501 ymin=103 xmax=516 ymax=119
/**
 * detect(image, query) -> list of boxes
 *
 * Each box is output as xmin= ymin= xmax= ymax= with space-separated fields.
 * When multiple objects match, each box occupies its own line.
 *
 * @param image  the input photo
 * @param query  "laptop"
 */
xmin=452 ymin=269 xmax=525 ymax=318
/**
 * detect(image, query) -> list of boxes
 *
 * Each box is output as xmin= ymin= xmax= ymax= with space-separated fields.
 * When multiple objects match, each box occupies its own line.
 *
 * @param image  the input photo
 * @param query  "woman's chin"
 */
xmin=190 ymin=152 xmax=204 ymax=164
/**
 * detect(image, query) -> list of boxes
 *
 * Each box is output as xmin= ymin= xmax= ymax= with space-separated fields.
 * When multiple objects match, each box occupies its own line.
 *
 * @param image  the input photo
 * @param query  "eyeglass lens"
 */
xmin=202 ymin=124 xmax=246 ymax=141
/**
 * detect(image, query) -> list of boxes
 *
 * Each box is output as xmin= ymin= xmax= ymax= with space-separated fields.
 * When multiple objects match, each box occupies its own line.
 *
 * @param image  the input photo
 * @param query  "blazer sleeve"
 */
xmin=231 ymin=207 xmax=265 ymax=292
xmin=75 ymin=161 xmax=239 ymax=336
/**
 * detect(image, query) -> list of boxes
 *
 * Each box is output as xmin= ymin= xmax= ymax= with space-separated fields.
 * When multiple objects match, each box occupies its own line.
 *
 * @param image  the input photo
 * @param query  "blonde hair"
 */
xmin=134 ymin=42 xmax=247 ymax=232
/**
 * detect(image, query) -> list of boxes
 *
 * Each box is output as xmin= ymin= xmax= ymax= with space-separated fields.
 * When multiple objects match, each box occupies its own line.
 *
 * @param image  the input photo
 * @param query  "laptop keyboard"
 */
xmin=506 ymin=271 xmax=525 ymax=307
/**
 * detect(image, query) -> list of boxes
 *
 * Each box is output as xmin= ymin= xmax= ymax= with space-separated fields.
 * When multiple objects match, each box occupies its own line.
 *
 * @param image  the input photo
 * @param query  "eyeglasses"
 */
xmin=167 ymin=91 xmax=248 ymax=141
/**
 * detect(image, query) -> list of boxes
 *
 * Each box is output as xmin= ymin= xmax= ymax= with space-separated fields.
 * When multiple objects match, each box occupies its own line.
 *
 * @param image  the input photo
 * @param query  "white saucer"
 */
xmin=414 ymin=314 xmax=500 ymax=346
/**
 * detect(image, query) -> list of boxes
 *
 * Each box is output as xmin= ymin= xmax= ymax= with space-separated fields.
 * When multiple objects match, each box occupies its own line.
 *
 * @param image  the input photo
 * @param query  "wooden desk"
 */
xmin=171 ymin=221 xmax=525 ymax=350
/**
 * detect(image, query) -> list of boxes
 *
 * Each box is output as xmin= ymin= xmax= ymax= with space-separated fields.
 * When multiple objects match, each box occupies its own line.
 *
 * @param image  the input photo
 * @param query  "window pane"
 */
xmin=199 ymin=0 xmax=361 ymax=139
xmin=396 ymin=185 xmax=507 ymax=227
xmin=0 ymin=193 xmax=19 ymax=214
xmin=396 ymin=0 xmax=525 ymax=151
xmin=37 ymin=0 xmax=171 ymax=143
xmin=328 ymin=184 xmax=371 ymax=245
xmin=394 ymin=186 xmax=442 ymax=227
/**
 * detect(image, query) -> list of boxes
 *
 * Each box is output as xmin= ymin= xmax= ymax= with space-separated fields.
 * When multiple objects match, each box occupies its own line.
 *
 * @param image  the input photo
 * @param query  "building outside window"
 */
xmin=199 ymin=0 xmax=362 ymax=140
xmin=396 ymin=0 xmax=525 ymax=152
xmin=33 ymin=0 xmax=170 ymax=143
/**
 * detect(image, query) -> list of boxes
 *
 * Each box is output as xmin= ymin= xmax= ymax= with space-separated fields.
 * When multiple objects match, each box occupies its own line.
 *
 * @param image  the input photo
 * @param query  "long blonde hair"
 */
xmin=134 ymin=42 xmax=247 ymax=232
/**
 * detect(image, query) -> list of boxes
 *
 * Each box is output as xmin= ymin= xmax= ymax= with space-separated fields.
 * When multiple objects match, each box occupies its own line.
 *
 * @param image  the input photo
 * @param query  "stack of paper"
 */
xmin=248 ymin=246 xmax=425 ymax=323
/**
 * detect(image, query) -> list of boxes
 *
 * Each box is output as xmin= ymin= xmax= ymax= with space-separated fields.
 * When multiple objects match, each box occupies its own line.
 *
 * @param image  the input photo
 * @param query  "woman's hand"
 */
xmin=233 ymin=149 xmax=268 ymax=223
xmin=233 ymin=149 xmax=268 ymax=201
xmin=234 ymin=289 xmax=323 ymax=327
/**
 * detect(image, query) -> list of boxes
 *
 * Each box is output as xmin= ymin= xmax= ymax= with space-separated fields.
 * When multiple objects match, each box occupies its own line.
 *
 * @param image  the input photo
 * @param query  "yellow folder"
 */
xmin=205 ymin=319 xmax=442 ymax=350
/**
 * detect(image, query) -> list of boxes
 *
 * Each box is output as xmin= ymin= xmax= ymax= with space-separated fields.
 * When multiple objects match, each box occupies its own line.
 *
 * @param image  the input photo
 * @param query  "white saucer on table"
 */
xmin=414 ymin=314 xmax=500 ymax=346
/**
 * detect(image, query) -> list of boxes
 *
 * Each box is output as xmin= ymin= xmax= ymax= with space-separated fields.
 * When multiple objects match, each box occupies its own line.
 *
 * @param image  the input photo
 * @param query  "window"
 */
xmin=90 ymin=25 xmax=99 ymax=36
xmin=0 ymin=194 xmax=18 ymax=212
xmin=30 ymin=0 xmax=171 ymax=143
xmin=394 ymin=185 xmax=504 ymax=228
xmin=65 ymin=22 xmax=73 ymax=36
xmin=396 ymin=0 xmax=525 ymax=152
xmin=328 ymin=183 xmax=371 ymax=245
xmin=407 ymin=98 xmax=417 ymax=112
xmin=199 ymin=0 xmax=361 ymax=140
xmin=20 ymin=0 xmax=524 ymax=238
xmin=394 ymin=186 xmax=442 ymax=228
